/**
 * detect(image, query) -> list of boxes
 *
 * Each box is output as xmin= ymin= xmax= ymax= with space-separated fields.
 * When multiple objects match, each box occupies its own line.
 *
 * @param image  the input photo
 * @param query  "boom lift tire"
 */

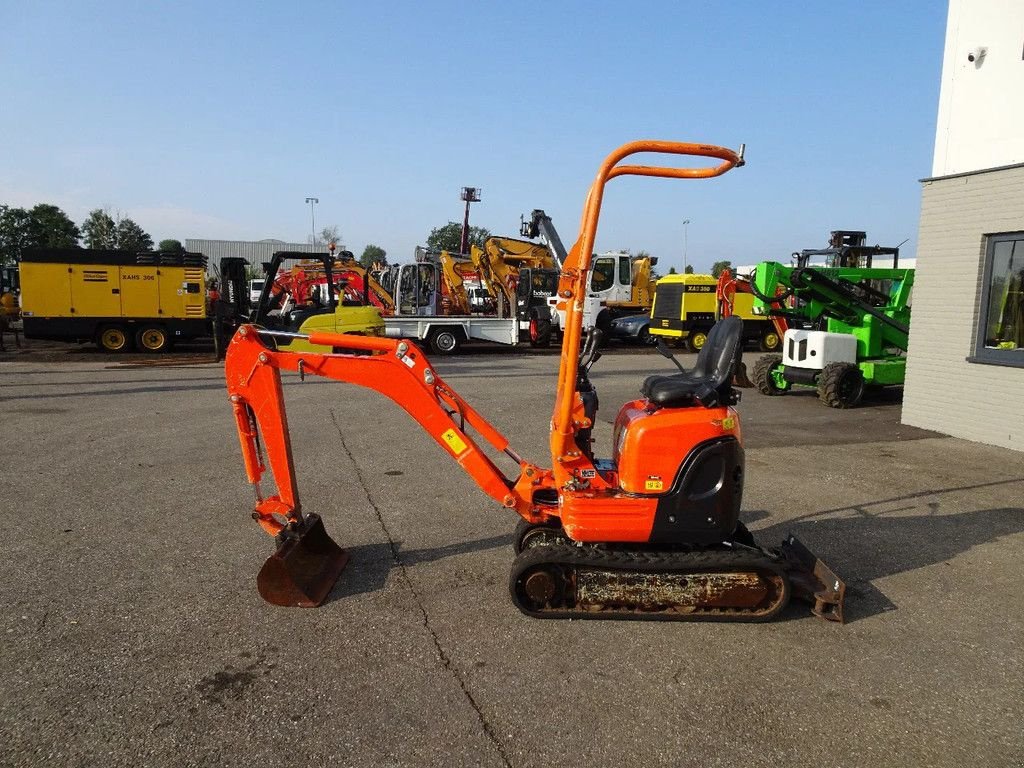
xmin=97 ymin=325 xmax=132 ymax=353
xmin=817 ymin=361 xmax=865 ymax=408
xmin=753 ymin=354 xmax=787 ymax=395
xmin=136 ymin=325 xmax=171 ymax=353
xmin=427 ymin=327 xmax=463 ymax=355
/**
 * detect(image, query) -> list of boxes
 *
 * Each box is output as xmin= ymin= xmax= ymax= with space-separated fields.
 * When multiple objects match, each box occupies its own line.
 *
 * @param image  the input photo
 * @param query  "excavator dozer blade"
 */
xmin=780 ymin=534 xmax=846 ymax=623
xmin=256 ymin=513 xmax=349 ymax=607
xmin=732 ymin=361 xmax=755 ymax=389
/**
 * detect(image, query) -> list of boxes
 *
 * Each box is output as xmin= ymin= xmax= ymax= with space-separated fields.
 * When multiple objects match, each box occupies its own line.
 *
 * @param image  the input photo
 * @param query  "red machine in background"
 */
xmin=716 ymin=267 xmax=789 ymax=340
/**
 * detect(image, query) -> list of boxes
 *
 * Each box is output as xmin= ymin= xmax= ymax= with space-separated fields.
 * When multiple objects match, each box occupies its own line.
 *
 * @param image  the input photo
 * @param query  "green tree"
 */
xmin=360 ymin=244 xmax=387 ymax=269
xmin=82 ymin=209 xmax=118 ymax=249
xmin=115 ymin=217 xmax=153 ymax=252
xmin=158 ymin=238 xmax=185 ymax=254
xmin=711 ymin=260 xmax=732 ymax=278
xmin=29 ymin=204 xmax=80 ymax=248
xmin=426 ymin=221 xmax=490 ymax=253
xmin=82 ymin=209 xmax=153 ymax=251
xmin=684 ymin=265 xmax=694 ymax=274
xmin=0 ymin=204 xmax=80 ymax=263
xmin=0 ymin=206 xmax=35 ymax=264
xmin=668 ymin=266 xmax=678 ymax=275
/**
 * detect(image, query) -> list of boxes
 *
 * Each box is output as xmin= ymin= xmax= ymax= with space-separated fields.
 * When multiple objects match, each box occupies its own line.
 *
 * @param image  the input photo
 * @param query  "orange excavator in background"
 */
xmin=225 ymin=140 xmax=845 ymax=622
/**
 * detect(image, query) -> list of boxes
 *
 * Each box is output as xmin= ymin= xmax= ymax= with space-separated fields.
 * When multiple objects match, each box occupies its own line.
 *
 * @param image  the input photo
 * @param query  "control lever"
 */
xmin=655 ymin=338 xmax=688 ymax=375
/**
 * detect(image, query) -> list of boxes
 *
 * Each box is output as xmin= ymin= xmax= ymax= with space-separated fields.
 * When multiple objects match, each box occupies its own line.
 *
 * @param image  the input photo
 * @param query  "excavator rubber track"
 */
xmin=509 ymin=544 xmax=791 ymax=622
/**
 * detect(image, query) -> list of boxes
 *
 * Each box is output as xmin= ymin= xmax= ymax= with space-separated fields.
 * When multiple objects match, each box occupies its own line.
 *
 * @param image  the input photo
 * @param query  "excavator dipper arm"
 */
xmin=225 ymin=326 xmax=544 ymax=539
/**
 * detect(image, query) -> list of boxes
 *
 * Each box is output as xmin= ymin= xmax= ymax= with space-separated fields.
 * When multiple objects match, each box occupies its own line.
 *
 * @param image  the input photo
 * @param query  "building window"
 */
xmin=974 ymin=232 xmax=1024 ymax=367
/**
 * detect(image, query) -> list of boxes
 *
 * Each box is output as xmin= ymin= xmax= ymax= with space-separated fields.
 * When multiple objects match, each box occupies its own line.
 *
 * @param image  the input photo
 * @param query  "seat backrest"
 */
xmin=692 ymin=316 xmax=743 ymax=391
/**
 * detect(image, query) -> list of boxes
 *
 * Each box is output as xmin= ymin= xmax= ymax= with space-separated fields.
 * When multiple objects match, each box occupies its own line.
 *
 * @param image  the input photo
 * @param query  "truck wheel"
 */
xmin=753 ymin=354 xmax=787 ymax=396
xmin=97 ymin=325 xmax=131 ymax=353
xmin=136 ymin=325 xmax=170 ymax=353
xmin=818 ymin=362 xmax=865 ymax=408
xmin=759 ymin=328 xmax=781 ymax=352
xmin=428 ymin=328 xmax=462 ymax=355
xmin=529 ymin=317 xmax=552 ymax=347
xmin=684 ymin=327 xmax=710 ymax=353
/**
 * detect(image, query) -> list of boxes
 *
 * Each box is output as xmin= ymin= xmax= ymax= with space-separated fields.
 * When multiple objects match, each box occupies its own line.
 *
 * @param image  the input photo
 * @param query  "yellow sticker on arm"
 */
xmin=441 ymin=428 xmax=468 ymax=456
xmin=645 ymin=479 xmax=664 ymax=491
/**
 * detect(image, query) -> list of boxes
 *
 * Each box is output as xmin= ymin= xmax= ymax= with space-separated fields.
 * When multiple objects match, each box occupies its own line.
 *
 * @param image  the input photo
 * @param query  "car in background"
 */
xmin=607 ymin=313 xmax=654 ymax=345
xmin=249 ymin=279 xmax=265 ymax=304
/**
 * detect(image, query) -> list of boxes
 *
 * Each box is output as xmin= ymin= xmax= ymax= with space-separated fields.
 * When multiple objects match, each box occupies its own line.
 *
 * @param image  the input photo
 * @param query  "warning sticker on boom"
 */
xmin=645 ymin=477 xmax=664 ymax=491
xmin=441 ymin=428 xmax=468 ymax=456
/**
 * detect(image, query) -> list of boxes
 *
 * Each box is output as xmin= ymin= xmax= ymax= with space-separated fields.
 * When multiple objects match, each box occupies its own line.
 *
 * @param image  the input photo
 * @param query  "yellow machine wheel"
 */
xmin=97 ymin=325 xmax=131 ymax=353
xmin=136 ymin=326 xmax=170 ymax=353
xmin=760 ymin=329 xmax=781 ymax=352
xmin=685 ymin=329 xmax=709 ymax=352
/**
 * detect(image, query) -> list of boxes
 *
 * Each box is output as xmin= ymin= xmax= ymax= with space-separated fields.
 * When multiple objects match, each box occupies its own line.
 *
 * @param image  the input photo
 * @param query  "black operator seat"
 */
xmin=641 ymin=316 xmax=744 ymax=408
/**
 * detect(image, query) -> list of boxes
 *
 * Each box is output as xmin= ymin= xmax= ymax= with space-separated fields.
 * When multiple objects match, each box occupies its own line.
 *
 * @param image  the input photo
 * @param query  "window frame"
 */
xmin=591 ymin=257 xmax=615 ymax=293
xmin=970 ymin=231 xmax=1024 ymax=369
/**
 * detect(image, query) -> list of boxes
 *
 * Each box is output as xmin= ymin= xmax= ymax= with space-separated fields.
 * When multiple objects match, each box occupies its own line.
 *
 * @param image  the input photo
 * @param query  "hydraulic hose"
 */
xmin=747 ymin=279 xmax=795 ymax=304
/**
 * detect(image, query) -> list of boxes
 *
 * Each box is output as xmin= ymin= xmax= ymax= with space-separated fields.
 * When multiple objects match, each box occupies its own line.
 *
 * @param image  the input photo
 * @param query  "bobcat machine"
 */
xmin=224 ymin=140 xmax=845 ymax=622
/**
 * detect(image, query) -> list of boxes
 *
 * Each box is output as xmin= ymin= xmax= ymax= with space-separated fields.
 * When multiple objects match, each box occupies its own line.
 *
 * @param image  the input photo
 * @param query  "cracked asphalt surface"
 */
xmin=2 ymin=345 xmax=1022 ymax=767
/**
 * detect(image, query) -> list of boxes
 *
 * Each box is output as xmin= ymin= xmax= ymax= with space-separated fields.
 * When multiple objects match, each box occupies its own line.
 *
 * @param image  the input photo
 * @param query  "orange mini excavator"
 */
xmin=225 ymin=140 xmax=846 ymax=622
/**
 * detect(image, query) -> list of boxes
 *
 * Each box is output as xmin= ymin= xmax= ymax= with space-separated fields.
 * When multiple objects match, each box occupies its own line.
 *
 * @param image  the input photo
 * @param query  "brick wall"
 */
xmin=902 ymin=165 xmax=1024 ymax=451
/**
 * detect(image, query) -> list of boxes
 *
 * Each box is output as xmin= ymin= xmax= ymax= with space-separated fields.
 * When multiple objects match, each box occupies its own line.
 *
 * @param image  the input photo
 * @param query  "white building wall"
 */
xmin=903 ymin=1 xmax=1024 ymax=451
xmin=932 ymin=0 xmax=1024 ymax=176
xmin=902 ymin=168 xmax=1024 ymax=450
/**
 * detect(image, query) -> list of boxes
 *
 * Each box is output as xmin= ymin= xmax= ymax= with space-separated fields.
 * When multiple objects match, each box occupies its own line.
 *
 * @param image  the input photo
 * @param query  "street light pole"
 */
xmin=459 ymin=187 xmax=481 ymax=255
xmin=682 ymin=219 xmax=691 ymax=273
xmin=305 ymin=197 xmax=319 ymax=245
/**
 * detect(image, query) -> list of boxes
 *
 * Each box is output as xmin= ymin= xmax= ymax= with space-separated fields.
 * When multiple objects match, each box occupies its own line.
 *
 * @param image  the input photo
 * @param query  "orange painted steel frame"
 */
xmin=226 ymin=141 xmax=742 ymax=542
xmin=551 ymin=141 xmax=740 ymax=482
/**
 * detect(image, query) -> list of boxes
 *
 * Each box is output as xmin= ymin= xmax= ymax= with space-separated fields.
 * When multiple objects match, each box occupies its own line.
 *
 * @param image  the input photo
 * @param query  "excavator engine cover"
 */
xmin=256 ymin=514 xmax=349 ymax=607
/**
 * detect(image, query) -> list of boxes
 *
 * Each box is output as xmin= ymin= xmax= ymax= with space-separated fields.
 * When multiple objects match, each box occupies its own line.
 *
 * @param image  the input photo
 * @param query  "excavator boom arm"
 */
xmin=225 ymin=326 xmax=536 ymax=534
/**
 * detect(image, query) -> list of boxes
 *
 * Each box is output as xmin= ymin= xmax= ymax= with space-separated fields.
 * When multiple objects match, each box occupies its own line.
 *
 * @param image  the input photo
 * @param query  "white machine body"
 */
xmin=782 ymin=329 xmax=857 ymax=370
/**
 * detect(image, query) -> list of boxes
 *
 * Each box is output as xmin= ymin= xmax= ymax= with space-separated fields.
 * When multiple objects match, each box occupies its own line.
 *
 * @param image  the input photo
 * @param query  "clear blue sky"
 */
xmin=1 ymin=2 xmax=946 ymax=271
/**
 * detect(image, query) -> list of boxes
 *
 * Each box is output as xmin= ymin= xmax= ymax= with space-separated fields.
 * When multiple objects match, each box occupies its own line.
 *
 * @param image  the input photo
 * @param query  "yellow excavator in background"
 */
xmin=470 ymin=236 xmax=558 ymax=313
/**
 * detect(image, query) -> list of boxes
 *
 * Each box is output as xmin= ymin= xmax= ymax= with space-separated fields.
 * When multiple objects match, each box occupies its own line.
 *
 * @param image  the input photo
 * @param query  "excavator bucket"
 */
xmin=732 ymin=360 xmax=755 ymax=388
xmin=780 ymin=534 xmax=846 ymax=622
xmin=256 ymin=514 xmax=349 ymax=607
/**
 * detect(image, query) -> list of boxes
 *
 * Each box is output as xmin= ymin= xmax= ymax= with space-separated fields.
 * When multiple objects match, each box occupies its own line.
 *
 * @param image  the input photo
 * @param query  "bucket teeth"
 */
xmin=256 ymin=513 xmax=349 ymax=607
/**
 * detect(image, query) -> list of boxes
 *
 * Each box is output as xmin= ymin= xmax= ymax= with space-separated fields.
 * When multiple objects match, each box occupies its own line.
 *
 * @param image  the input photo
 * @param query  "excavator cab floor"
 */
xmin=257 ymin=514 xmax=349 ymax=607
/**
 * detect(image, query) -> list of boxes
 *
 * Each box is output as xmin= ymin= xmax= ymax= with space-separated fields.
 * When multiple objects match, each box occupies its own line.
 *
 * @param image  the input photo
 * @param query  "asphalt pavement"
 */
xmin=1 ymin=345 xmax=1021 ymax=767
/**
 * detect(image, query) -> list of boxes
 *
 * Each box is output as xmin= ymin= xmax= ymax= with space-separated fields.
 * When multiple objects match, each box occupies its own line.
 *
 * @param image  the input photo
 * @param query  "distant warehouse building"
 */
xmin=902 ymin=0 xmax=1024 ymax=450
xmin=185 ymin=238 xmax=328 ymax=275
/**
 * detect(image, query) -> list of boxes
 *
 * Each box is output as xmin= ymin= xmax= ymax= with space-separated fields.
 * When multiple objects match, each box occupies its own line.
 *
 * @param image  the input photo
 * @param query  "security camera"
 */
xmin=967 ymin=47 xmax=987 ymax=63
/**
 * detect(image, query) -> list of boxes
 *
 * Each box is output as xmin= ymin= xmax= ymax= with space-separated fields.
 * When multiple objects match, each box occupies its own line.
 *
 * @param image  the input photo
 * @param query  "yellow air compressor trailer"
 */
xmin=20 ymin=248 xmax=209 ymax=352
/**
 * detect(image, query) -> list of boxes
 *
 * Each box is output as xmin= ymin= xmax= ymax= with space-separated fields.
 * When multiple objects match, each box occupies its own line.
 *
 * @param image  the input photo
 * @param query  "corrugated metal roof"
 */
xmin=185 ymin=239 xmax=339 ymax=274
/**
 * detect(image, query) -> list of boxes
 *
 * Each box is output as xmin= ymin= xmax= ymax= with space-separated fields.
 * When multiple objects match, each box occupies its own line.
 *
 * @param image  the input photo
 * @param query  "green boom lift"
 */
xmin=749 ymin=258 xmax=914 ymax=408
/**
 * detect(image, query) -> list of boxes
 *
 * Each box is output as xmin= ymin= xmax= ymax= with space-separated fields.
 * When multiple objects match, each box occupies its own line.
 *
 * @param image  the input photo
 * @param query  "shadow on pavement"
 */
xmin=746 ymin=477 xmax=1024 ymax=622
xmin=324 ymin=532 xmax=514 ymax=604
xmin=321 ymin=480 xmax=1024 ymax=622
